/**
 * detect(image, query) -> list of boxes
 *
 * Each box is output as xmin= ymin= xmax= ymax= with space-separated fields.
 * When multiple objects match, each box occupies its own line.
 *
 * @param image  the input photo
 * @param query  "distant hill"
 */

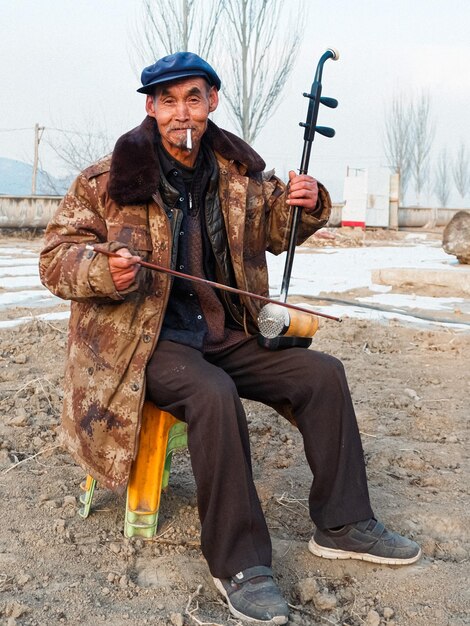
xmin=0 ymin=157 xmax=72 ymax=196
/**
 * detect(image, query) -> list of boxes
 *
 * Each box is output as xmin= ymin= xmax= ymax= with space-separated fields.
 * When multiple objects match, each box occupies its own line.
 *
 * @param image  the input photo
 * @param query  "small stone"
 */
xmin=313 ymin=592 xmax=337 ymax=611
xmin=119 ymin=575 xmax=128 ymax=587
xmin=169 ymin=613 xmax=184 ymax=626
xmin=0 ymin=449 xmax=11 ymax=466
xmin=16 ymin=573 xmax=30 ymax=586
xmin=63 ymin=495 xmax=76 ymax=507
xmin=9 ymin=409 xmax=28 ymax=426
xmin=54 ymin=519 xmax=66 ymax=534
xmin=296 ymin=577 xmax=319 ymax=603
xmin=12 ymin=354 xmax=27 ymax=364
xmin=404 ymin=388 xmax=420 ymax=401
xmin=365 ymin=609 xmax=381 ymax=626
xmin=383 ymin=607 xmax=395 ymax=620
xmin=8 ymin=602 xmax=28 ymax=619
xmin=109 ymin=542 xmax=121 ymax=554
xmin=107 ymin=573 xmax=115 ymax=583
xmin=102 ymin=587 xmax=110 ymax=596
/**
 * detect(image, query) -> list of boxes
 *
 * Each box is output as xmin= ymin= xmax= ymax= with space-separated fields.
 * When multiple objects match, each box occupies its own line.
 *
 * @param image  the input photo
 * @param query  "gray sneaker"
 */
xmin=309 ymin=518 xmax=421 ymax=565
xmin=213 ymin=565 xmax=289 ymax=624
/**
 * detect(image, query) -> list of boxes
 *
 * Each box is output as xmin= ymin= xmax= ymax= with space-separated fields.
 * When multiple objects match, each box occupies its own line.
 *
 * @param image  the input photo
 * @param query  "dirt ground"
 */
xmin=0 ymin=230 xmax=469 ymax=626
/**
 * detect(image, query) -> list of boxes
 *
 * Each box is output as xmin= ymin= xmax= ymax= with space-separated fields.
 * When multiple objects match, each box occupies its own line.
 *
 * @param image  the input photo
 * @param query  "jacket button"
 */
xmin=131 ymin=382 xmax=140 ymax=392
xmin=87 ymin=367 xmax=94 ymax=375
xmin=143 ymin=334 xmax=151 ymax=343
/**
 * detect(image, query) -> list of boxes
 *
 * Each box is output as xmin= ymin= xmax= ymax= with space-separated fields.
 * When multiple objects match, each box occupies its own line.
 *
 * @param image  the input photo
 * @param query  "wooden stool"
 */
xmin=78 ymin=401 xmax=188 ymax=538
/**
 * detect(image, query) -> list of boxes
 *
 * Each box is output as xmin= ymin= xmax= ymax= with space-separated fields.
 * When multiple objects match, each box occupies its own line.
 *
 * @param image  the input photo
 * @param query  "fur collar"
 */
xmin=108 ymin=116 xmax=265 ymax=205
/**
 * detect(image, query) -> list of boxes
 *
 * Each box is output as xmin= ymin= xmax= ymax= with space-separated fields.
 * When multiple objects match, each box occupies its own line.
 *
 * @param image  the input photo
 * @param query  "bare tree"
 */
xmin=453 ymin=142 xmax=470 ymax=200
xmin=383 ymin=94 xmax=413 ymax=204
xmin=45 ymin=122 xmax=113 ymax=175
xmin=434 ymin=149 xmax=451 ymax=208
xmin=131 ymin=0 xmax=226 ymax=67
xmin=222 ymin=0 xmax=305 ymax=143
xmin=410 ymin=92 xmax=435 ymax=205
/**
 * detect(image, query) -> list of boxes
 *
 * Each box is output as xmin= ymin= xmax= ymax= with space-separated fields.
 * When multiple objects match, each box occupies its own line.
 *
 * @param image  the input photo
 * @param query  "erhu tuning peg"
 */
xmin=320 ymin=96 xmax=338 ymax=108
xmin=315 ymin=126 xmax=335 ymax=138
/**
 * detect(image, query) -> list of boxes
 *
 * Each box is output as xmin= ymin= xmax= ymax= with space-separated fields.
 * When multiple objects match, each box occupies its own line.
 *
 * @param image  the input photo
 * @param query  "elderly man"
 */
xmin=40 ymin=52 xmax=420 ymax=624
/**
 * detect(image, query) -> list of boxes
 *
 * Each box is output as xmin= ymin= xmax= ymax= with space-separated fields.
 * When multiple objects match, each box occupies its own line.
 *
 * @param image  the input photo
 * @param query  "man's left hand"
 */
xmin=287 ymin=170 xmax=319 ymax=213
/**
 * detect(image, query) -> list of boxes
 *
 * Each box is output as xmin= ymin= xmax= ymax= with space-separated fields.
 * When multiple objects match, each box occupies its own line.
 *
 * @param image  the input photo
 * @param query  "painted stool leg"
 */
xmin=78 ymin=475 xmax=97 ymax=519
xmin=124 ymin=402 xmax=178 ymax=539
xmin=162 ymin=422 xmax=188 ymax=489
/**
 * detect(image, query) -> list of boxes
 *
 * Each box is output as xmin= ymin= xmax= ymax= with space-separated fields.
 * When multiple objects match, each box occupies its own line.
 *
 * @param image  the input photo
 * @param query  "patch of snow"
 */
xmin=0 ymin=247 xmax=38 ymax=256
xmin=0 ymin=276 xmax=42 ymax=289
xmin=0 ymin=310 xmax=70 ymax=329
xmin=357 ymin=294 xmax=465 ymax=312
xmin=303 ymin=303 xmax=470 ymax=332
xmin=0 ymin=290 xmax=59 ymax=308
xmin=0 ymin=258 xmax=41 ymax=267
xmin=0 ymin=265 xmax=39 ymax=278
xmin=267 ymin=246 xmax=461 ymax=296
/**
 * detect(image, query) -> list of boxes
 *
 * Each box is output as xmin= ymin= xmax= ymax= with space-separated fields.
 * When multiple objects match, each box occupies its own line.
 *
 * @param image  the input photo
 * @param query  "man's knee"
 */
xmin=194 ymin=367 xmax=238 ymax=403
xmin=294 ymin=349 xmax=346 ymax=383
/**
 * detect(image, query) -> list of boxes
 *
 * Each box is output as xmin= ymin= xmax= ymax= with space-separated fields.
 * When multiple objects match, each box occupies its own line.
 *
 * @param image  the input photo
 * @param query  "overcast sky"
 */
xmin=1 ymin=0 xmax=469 ymax=204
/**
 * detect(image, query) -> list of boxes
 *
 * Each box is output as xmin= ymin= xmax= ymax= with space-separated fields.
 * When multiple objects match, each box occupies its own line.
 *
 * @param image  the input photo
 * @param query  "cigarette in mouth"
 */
xmin=186 ymin=128 xmax=192 ymax=150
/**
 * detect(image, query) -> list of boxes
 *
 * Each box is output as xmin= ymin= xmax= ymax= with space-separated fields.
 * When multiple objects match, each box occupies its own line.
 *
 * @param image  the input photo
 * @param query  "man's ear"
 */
xmin=208 ymin=87 xmax=219 ymax=113
xmin=145 ymin=95 xmax=156 ymax=118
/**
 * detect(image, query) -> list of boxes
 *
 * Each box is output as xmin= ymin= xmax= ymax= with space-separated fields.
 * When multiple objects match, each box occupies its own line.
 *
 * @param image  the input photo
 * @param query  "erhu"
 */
xmin=257 ymin=48 xmax=340 ymax=349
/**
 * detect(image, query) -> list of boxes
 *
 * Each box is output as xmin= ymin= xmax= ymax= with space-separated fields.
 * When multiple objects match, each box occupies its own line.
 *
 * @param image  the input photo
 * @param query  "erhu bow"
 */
xmin=257 ymin=48 xmax=340 ymax=348
xmin=86 ymin=245 xmax=341 ymax=323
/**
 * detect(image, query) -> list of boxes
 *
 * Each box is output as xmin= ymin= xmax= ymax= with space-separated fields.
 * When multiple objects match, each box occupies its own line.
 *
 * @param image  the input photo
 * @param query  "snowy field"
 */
xmin=0 ymin=238 xmax=469 ymax=331
xmin=267 ymin=239 xmax=470 ymax=331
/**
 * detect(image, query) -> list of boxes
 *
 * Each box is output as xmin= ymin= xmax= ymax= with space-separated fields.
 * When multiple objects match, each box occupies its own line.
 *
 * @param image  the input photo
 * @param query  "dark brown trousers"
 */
xmin=146 ymin=337 xmax=373 ymax=578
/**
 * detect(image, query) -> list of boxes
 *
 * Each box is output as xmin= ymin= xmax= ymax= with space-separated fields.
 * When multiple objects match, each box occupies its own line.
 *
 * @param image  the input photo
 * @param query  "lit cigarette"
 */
xmin=186 ymin=128 xmax=192 ymax=150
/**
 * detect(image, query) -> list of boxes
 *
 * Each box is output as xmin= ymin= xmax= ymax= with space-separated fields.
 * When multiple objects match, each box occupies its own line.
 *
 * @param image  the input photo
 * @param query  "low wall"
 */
xmin=0 ymin=195 xmax=62 ymax=228
xmin=398 ymin=207 xmax=465 ymax=228
xmin=328 ymin=204 xmax=467 ymax=229
xmin=0 ymin=196 xmax=468 ymax=230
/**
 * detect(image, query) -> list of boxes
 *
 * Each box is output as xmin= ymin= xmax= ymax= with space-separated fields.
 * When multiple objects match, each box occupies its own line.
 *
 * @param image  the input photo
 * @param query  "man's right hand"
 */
xmin=109 ymin=248 xmax=141 ymax=291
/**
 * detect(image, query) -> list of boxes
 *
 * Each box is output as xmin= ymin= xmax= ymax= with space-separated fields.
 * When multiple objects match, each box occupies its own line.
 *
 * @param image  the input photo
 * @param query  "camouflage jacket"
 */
xmin=39 ymin=116 xmax=331 ymax=492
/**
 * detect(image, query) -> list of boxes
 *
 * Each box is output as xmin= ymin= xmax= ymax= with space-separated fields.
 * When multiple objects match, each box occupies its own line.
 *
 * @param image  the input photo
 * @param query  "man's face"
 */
xmin=146 ymin=77 xmax=219 ymax=162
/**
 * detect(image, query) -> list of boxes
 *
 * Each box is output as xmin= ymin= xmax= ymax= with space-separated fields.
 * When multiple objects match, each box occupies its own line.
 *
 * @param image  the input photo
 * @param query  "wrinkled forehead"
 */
xmin=153 ymin=76 xmax=211 ymax=98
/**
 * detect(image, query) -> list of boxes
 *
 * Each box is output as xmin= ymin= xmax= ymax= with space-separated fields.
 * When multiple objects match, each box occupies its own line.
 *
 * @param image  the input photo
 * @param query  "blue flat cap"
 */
xmin=137 ymin=52 xmax=221 ymax=94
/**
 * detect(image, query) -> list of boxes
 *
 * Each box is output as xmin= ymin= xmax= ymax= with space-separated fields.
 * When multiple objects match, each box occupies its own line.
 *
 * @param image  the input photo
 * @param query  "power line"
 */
xmin=0 ymin=128 xmax=32 ymax=133
xmin=0 ymin=126 xmax=110 ymax=140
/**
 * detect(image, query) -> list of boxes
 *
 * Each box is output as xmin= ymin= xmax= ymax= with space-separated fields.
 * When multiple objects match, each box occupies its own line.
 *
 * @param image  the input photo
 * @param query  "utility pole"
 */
xmin=32 ymin=123 xmax=45 ymax=195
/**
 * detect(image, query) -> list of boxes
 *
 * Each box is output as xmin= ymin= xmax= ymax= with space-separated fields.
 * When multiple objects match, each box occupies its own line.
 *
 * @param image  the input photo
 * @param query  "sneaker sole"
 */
xmin=308 ymin=537 xmax=422 ymax=566
xmin=213 ymin=577 xmax=288 ymax=625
